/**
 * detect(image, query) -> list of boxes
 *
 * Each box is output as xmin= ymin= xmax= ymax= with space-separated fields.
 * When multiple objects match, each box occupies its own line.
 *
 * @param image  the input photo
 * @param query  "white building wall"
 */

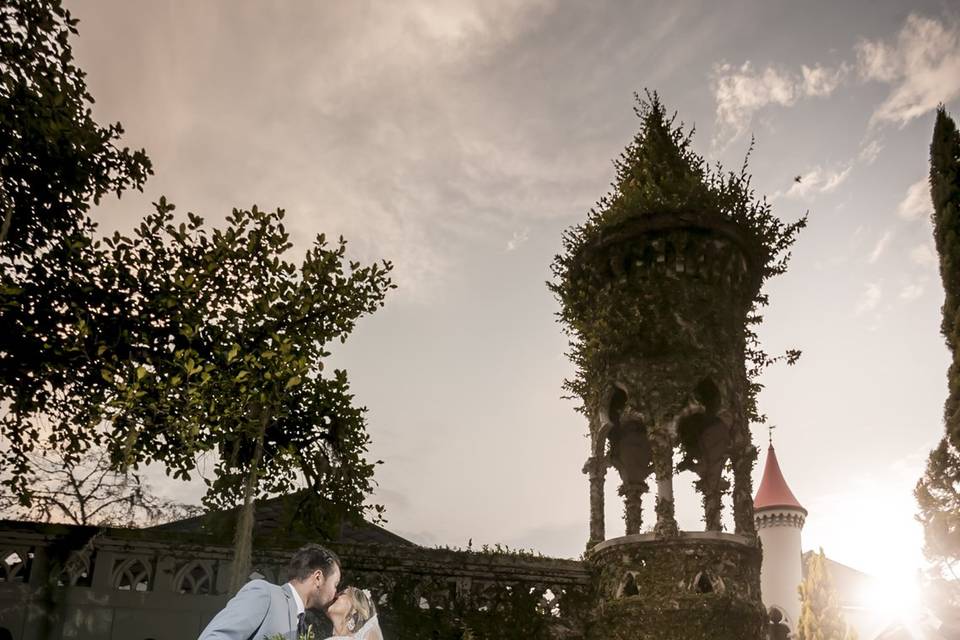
xmin=757 ymin=508 xmax=805 ymax=631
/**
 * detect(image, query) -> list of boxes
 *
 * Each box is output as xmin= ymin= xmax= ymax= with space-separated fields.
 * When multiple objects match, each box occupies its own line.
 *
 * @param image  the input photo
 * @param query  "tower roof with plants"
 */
xmin=550 ymin=91 xmax=806 ymax=423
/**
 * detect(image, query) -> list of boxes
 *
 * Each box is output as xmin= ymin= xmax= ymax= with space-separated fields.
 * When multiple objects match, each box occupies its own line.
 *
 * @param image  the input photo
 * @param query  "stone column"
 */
xmin=731 ymin=438 xmax=758 ymax=536
xmin=619 ymin=481 xmax=648 ymax=535
xmin=699 ymin=474 xmax=729 ymax=533
xmin=586 ymin=457 xmax=606 ymax=547
xmin=650 ymin=427 xmax=678 ymax=537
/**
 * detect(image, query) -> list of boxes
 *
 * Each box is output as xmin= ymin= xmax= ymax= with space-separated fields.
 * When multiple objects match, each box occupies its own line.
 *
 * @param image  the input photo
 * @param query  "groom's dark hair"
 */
xmin=287 ymin=543 xmax=341 ymax=581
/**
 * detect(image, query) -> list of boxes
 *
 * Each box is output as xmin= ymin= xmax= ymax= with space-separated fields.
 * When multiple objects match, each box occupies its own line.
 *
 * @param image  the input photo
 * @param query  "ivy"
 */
xmin=548 ymin=91 xmax=805 ymax=424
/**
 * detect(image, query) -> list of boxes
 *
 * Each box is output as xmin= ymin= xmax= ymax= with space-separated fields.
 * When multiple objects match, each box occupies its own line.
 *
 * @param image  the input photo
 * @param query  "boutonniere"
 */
xmin=264 ymin=628 xmax=320 ymax=640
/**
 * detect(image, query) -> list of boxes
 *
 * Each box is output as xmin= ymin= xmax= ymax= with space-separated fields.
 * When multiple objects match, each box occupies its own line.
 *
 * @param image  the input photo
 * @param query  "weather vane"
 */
xmin=768 ymin=424 xmax=776 ymax=447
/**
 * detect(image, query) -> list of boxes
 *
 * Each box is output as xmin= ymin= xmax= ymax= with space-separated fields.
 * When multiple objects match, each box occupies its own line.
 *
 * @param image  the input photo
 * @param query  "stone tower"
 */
xmin=550 ymin=95 xmax=803 ymax=640
xmin=575 ymin=209 xmax=768 ymax=640
xmin=754 ymin=442 xmax=807 ymax=632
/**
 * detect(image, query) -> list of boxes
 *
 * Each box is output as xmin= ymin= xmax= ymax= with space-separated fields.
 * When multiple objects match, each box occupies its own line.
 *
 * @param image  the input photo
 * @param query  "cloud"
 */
xmin=899 ymin=283 xmax=924 ymax=300
xmin=858 ymin=139 xmax=884 ymax=165
xmin=711 ymin=61 xmax=847 ymax=146
xmin=506 ymin=228 xmax=530 ymax=251
xmin=910 ymin=242 xmax=938 ymax=268
xmin=74 ymin=0 xmax=606 ymax=303
xmin=801 ymin=63 xmax=849 ymax=97
xmin=868 ymin=230 xmax=893 ymax=264
xmin=856 ymin=282 xmax=882 ymax=315
xmin=897 ymin=179 xmax=932 ymax=220
xmin=856 ymin=14 xmax=960 ymax=125
xmin=712 ymin=13 xmax=959 ymax=142
xmin=785 ymin=164 xmax=853 ymax=199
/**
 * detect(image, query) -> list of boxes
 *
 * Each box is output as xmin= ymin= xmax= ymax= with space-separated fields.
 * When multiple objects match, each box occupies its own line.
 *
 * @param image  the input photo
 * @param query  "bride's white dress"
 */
xmin=327 ymin=614 xmax=384 ymax=640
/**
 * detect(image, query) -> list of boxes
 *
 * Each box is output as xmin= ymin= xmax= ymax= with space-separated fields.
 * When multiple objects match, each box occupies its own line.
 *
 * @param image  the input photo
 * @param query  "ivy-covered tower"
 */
xmin=551 ymin=93 xmax=804 ymax=640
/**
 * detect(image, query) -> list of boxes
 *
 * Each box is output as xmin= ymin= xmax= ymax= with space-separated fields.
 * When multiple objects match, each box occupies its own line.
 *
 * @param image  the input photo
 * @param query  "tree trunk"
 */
xmin=0 ymin=182 xmax=12 ymax=244
xmin=228 ymin=410 xmax=269 ymax=594
xmin=0 ymin=206 xmax=11 ymax=244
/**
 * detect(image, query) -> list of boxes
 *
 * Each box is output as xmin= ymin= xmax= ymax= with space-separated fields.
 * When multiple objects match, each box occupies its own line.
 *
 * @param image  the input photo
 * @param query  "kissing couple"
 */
xmin=198 ymin=543 xmax=383 ymax=640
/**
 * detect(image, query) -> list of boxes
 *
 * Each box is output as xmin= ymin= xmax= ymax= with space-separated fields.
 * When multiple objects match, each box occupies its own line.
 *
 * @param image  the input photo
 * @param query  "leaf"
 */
xmin=136 ymin=366 xmax=147 ymax=380
xmin=285 ymin=376 xmax=301 ymax=389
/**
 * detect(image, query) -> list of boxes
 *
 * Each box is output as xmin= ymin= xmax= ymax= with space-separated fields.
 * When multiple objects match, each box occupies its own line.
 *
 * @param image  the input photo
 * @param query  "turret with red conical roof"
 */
xmin=754 ymin=437 xmax=806 ymax=635
xmin=755 ymin=443 xmax=806 ymax=515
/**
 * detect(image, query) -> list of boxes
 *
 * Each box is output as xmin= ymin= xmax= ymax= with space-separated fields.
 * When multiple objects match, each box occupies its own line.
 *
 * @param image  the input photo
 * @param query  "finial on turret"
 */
xmin=768 ymin=424 xmax=776 ymax=447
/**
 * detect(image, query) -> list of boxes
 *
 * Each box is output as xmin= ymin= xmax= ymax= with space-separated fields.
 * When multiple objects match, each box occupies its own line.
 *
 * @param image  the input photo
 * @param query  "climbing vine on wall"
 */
xmin=548 ymin=91 xmax=805 ymax=424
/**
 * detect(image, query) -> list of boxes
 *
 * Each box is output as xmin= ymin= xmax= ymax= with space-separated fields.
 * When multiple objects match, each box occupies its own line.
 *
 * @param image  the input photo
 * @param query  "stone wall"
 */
xmin=587 ymin=532 xmax=765 ymax=640
xmin=0 ymin=520 xmax=590 ymax=639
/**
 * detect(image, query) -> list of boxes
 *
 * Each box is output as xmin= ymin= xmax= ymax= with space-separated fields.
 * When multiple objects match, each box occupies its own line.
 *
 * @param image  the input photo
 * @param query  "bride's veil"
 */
xmin=354 ymin=614 xmax=383 ymax=640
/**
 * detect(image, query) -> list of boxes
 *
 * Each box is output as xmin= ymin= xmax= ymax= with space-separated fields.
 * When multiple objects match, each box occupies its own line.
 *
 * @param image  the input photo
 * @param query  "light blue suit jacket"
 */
xmin=198 ymin=580 xmax=299 ymax=640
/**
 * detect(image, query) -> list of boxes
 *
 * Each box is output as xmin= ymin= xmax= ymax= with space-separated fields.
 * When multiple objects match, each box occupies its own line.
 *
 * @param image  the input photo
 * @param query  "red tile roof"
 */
xmin=754 ymin=445 xmax=806 ymax=514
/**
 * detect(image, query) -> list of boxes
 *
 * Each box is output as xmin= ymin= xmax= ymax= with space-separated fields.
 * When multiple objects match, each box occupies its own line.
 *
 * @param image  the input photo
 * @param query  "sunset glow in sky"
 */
xmin=68 ymin=1 xmax=960 ymax=580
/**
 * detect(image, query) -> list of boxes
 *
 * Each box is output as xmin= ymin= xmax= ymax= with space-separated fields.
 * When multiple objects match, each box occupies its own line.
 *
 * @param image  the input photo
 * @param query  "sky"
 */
xmin=65 ymin=0 xmax=960 ymax=585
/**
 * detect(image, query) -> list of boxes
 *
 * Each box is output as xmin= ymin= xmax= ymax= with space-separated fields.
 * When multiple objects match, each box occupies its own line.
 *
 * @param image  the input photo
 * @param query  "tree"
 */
xmin=797 ymin=549 xmax=857 ymax=640
xmin=916 ymin=438 xmax=960 ymax=615
xmin=916 ymin=105 xmax=960 ymax=610
xmin=930 ymin=106 xmax=960 ymax=447
xmin=0 ymin=441 xmax=201 ymax=527
xmin=0 ymin=0 xmax=152 ymax=498
xmin=95 ymin=200 xmax=393 ymax=591
xmin=0 ymin=2 xmax=391 ymax=595
xmin=0 ymin=0 xmax=151 ymax=250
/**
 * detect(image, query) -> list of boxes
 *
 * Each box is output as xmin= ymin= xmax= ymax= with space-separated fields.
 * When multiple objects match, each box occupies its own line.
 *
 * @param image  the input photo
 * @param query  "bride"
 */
xmin=324 ymin=586 xmax=383 ymax=640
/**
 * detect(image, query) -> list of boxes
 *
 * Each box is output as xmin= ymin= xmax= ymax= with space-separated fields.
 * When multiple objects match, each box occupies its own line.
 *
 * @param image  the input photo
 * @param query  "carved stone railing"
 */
xmin=0 ymin=520 xmax=591 ymax=639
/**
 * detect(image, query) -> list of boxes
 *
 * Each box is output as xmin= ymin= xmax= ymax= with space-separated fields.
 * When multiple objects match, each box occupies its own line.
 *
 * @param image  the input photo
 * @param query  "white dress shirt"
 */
xmin=288 ymin=582 xmax=306 ymax=617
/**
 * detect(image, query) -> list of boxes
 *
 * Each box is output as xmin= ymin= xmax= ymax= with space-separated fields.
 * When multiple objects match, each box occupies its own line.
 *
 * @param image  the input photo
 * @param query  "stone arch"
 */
xmin=677 ymin=377 xmax=733 ymax=531
xmin=113 ymin=557 xmax=151 ymax=592
xmin=1 ymin=550 xmax=26 ymax=583
xmin=599 ymin=384 xmax=628 ymax=430
xmin=58 ymin=550 xmax=93 ymax=587
xmin=606 ymin=387 xmax=654 ymax=535
xmin=618 ymin=572 xmax=640 ymax=598
xmin=691 ymin=570 xmax=724 ymax=595
xmin=176 ymin=560 xmax=215 ymax=595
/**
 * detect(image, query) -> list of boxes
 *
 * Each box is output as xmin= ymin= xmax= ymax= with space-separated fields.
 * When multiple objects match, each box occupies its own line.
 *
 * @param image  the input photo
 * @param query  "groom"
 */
xmin=198 ymin=543 xmax=341 ymax=640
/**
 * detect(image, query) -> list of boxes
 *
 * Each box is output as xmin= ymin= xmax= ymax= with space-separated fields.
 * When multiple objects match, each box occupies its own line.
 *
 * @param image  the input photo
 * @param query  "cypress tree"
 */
xmin=797 ymin=549 xmax=858 ymax=640
xmin=915 ymin=106 xmax=960 ymax=606
xmin=930 ymin=106 xmax=960 ymax=447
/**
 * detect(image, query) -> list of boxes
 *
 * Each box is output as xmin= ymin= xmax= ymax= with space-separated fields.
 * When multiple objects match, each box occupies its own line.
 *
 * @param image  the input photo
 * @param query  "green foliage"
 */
xmin=590 ymin=595 xmax=765 ymax=640
xmin=929 ymin=106 xmax=960 ymax=446
xmin=0 ymin=0 xmax=151 ymax=252
xmin=916 ymin=438 xmax=960 ymax=579
xmin=91 ymin=200 xmax=393 ymax=589
xmin=376 ymin=577 xmax=578 ymax=640
xmin=0 ymin=0 xmax=391 ymax=598
xmin=265 ymin=631 xmax=321 ymax=640
xmin=916 ymin=106 xmax=960 ymax=605
xmin=797 ymin=550 xmax=857 ymax=640
xmin=549 ymin=91 xmax=804 ymax=422
xmin=0 ymin=0 xmax=151 ymax=502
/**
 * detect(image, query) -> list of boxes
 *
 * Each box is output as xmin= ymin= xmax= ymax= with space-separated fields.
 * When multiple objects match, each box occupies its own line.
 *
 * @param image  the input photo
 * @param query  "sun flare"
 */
xmin=862 ymin=572 xmax=925 ymax=622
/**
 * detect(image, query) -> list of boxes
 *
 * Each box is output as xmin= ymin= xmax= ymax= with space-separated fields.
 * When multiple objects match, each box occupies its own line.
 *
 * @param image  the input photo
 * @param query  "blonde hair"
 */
xmin=343 ymin=586 xmax=377 ymax=631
